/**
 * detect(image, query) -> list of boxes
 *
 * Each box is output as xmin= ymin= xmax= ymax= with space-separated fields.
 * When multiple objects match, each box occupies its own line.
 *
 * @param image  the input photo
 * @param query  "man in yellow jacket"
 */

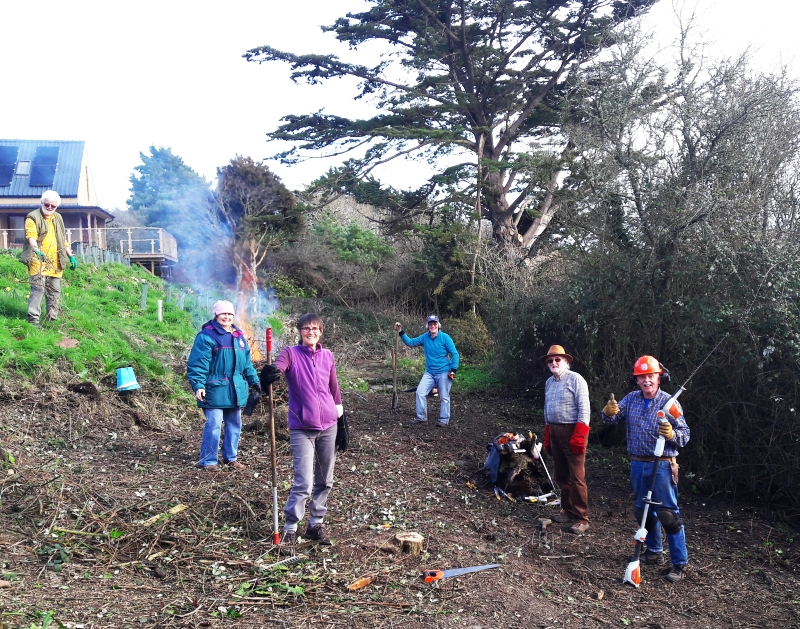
xmin=20 ymin=191 xmax=78 ymax=328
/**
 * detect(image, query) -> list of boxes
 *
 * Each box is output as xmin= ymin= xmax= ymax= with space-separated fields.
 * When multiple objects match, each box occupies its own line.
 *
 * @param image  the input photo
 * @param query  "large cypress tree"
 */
xmin=246 ymin=0 xmax=658 ymax=247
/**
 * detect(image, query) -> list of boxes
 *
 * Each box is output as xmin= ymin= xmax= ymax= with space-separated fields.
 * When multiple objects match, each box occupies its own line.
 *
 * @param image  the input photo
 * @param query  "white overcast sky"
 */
xmin=2 ymin=0 xmax=797 ymax=211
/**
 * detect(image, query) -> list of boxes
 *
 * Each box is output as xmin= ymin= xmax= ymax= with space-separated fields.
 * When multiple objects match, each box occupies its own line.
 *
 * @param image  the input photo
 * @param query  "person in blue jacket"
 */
xmin=394 ymin=315 xmax=459 ymax=427
xmin=187 ymin=300 xmax=261 ymax=471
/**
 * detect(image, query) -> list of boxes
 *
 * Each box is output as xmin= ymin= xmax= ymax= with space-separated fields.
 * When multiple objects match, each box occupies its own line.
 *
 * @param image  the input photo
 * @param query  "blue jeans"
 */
xmin=284 ymin=425 xmax=337 ymax=532
xmin=416 ymin=372 xmax=452 ymax=423
xmin=630 ymin=460 xmax=688 ymax=566
xmin=198 ymin=408 xmax=242 ymax=467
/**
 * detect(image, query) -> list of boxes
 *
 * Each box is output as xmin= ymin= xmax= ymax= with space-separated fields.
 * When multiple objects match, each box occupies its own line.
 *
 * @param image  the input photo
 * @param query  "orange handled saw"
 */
xmin=422 ymin=563 xmax=501 ymax=582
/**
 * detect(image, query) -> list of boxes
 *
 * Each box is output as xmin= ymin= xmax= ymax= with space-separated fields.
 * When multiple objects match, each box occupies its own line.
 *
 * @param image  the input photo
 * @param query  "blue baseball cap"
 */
xmin=426 ymin=315 xmax=440 ymax=324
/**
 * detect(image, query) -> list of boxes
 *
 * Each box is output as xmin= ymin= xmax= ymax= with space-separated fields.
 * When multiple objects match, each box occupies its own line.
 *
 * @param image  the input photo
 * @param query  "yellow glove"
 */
xmin=603 ymin=393 xmax=619 ymax=417
xmin=658 ymin=421 xmax=674 ymax=440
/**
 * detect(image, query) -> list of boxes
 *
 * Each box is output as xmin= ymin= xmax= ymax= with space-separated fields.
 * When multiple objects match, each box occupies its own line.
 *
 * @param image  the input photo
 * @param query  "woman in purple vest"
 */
xmin=260 ymin=313 xmax=343 ymax=551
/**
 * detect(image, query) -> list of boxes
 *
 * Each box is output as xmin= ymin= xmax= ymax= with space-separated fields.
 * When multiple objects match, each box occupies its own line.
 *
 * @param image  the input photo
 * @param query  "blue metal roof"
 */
xmin=0 ymin=140 xmax=86 ymax=197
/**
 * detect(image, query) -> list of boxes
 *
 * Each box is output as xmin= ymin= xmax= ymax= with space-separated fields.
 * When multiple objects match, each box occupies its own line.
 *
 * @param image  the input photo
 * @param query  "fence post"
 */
xmin=140 ymin=281 xmax=148 ymax=310
xmin=166 ymin=285 xmax=172 ymax=303
xmin=177 ymin=290 xmax=186 ymax=310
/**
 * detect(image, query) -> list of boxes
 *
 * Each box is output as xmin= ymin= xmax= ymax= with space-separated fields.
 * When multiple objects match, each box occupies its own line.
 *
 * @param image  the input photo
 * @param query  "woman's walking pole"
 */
xmin=267 ymin=327 xmax=280 ymax=545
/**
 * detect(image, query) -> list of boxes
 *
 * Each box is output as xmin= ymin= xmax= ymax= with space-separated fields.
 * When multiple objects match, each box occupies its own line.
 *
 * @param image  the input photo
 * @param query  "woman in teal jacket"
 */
xmin=187 ymin=300 xmax=260 ymax=470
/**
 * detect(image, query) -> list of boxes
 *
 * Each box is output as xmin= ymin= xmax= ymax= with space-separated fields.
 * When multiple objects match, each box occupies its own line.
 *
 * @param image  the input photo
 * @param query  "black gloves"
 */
xmin=335 ymin=413 xmax=349 ymax=452
xmin=260 ymin=364 xmax=281 ymax=388
xmin=243 ymin=389 xmax=262 ymax=416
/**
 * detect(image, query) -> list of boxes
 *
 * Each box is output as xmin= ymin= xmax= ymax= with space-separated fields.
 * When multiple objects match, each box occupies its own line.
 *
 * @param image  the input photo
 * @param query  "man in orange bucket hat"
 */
xmin=541 ymin=344 xmax=591 ymax=534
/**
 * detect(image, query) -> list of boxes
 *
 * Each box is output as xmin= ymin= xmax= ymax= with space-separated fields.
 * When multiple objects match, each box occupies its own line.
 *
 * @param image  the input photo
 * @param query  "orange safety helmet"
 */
xmin=632 ymin=355 xmax=662 ymax=376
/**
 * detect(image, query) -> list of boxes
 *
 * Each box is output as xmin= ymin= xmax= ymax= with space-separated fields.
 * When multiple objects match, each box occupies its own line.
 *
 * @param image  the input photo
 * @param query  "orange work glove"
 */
xmin=603 ymin=393 xmax=619 ymax=417
xmin=570 ymin=422 xmax=590 ymax=455
xmin=658 ymin=421 xmax=674 ymax=440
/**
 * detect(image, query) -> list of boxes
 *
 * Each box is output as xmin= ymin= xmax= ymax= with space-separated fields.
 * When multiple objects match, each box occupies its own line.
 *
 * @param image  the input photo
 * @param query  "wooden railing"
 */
xmin=105 ymin=228 xmax=178 ymax=261
xmin=0 ymin=227 xmax=178 ymax=262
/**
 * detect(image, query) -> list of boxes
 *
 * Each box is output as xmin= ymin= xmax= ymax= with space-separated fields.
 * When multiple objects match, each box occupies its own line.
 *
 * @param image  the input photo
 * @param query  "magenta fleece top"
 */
xmin=275 ymin=343 xmax=342 ymax=431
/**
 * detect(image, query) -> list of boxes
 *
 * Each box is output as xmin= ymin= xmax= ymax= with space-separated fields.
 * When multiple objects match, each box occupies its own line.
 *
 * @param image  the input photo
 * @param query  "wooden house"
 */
xmin=0 ymin=140 xmax=177 ymax=276
xmin=0 ymin=139 xmax=113 ymax=249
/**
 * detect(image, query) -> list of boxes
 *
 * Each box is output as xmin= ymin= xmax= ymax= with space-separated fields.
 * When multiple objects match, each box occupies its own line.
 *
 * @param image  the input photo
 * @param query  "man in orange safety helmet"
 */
xmin=602 ymin=356 xmax=690 ymax=583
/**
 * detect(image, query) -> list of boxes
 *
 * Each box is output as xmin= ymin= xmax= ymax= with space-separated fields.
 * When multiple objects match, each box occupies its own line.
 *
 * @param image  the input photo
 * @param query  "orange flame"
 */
xmin=237 ymin=284 xmax=263 ymax=361
xmin=235 ymin=261 xmax=269 ymax=360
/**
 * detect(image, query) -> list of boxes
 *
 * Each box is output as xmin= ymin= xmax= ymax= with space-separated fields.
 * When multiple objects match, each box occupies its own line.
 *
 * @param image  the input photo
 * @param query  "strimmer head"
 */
xmin=623 ymin=560 xmax=641 ymax=587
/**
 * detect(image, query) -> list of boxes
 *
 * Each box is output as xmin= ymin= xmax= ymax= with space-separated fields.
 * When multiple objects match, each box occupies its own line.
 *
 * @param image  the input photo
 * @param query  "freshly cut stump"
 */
xmin=395 ymin=532 xmax=425 ymax=555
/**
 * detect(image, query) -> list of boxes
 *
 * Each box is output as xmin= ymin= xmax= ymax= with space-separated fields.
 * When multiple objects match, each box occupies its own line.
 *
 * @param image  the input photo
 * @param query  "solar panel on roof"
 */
xmin=0 ymin=145 xmax=18 ymax=186
xmin=30 ymin=146 xmax=60 ymax=186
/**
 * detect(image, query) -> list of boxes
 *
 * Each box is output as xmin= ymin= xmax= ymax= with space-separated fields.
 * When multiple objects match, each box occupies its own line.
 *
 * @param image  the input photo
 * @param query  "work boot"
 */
xmin=665 ymin=564 xmax=687 ymax=583
xmin=412 ymin=417 xmax=428 ymax=424
xmin=278 ymin=530 xmax=296 ymax=555
xmin=436 ymin=421 xmax=448 ymax=428
xmin=551 ymin=510 xmax=572 ymax=523
xmin=643 ymin=549 xmax=665 ymax=565
xmin=198 ymin=464 xmax=219 ymax=472
xmin=304 ymin=524 xmax=332 ymax=545
xmin=222 ymin=459 xmax=246 ymax=470
xmin=566 ymin=522 xmax=590 ymax=535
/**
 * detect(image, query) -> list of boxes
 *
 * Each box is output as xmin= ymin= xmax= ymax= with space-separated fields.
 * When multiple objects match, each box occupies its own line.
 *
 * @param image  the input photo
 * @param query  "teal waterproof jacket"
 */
xmin=400 ymin=329 xmax=459 ymax=375
xmin=187 ymin=319 xmax=259 ymax=409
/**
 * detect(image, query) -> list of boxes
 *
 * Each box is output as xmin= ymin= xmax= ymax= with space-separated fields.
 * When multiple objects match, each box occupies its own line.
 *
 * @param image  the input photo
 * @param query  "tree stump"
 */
xmin=395 ymin=532 xmax=425 ymax=555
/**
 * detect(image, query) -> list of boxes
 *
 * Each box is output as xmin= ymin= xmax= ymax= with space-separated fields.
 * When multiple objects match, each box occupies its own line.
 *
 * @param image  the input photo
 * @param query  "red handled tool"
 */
xmin=266 ymin=328 xmax=280 ymax=545
xmin=422 ymin=563 xmax=501 ymax=582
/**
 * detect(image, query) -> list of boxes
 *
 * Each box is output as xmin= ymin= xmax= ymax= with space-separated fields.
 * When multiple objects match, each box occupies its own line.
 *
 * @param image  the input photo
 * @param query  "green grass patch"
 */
xmin=394 ymin=355 xmax=502 ymax=392
xmin=453 ymin=363 xmax=503 ymax=392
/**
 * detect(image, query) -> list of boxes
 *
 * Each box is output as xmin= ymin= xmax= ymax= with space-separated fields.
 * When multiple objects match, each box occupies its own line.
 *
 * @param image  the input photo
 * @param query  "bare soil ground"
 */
xmin=2 ymin=378 xmax=800 ymax=629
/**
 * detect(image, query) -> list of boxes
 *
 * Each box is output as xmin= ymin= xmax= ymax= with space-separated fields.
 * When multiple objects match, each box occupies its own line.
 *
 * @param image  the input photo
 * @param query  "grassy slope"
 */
xmin=0 ymin=252 xmax=498 ymax=401
xmin=0 ymin=253 xmax=212 ymax=400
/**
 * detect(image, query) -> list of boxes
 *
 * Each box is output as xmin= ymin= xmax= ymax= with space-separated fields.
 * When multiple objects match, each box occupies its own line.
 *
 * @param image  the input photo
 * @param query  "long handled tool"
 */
xmin=266 ymin=327 xmax=280 ymax=546
xmin=623 ymin=430 xmax=666 ymax=587
xmin=531 ymin=440 xmax=558 ymax=496
xmin=391 ymin=333 xmax=399 ymax=409
xmin=623 ymin=336 xmax=727 ymax=587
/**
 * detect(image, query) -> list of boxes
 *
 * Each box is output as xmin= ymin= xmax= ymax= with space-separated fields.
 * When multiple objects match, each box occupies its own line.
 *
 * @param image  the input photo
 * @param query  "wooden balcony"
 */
xmin=1 ymin=226 xmax=178 ymax=277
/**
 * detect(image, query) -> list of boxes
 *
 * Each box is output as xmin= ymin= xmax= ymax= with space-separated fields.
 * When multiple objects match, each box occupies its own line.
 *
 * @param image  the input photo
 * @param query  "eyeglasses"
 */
xmin=42 ymin=203 xmax=58 ymax=209
xmin=301 ymin=327 xmax=321 ymax=333
xmin=546 ymin=357 xmax=562 ymax=364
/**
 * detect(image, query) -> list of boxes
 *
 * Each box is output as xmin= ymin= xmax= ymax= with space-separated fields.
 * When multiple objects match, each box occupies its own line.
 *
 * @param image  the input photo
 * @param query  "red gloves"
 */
xmin=543 ymin=425 xmax=552 ymax=456
xmin=570 ymin=422 xmax=590 ymax=455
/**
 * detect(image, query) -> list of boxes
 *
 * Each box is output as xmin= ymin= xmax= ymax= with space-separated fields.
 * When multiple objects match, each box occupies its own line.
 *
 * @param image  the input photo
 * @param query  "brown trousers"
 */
xmin=549 ymin=423 xmax=589 ymax=523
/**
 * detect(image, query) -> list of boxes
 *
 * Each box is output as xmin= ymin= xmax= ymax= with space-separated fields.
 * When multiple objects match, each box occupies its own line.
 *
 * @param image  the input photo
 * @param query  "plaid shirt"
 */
xmin=544 ymin=369 xmax=590 ymax=426
xmin=602 ymin=388 xmax=689 ymax=457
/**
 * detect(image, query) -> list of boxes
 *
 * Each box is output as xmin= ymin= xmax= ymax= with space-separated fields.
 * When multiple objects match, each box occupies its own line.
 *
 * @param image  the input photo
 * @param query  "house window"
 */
xmin=8 ymin=215 xmax=27 ymax=245
xmin=16 ymin=161 xmax=31 ymax=176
